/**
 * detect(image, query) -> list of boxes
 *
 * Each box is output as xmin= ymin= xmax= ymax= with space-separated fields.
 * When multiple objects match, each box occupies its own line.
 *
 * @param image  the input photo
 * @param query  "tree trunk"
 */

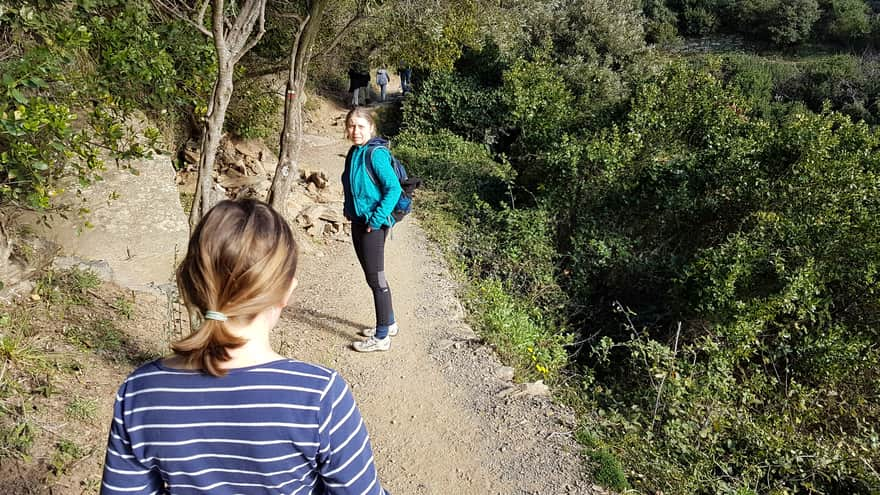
xmin=266 ymin=0 xmax=329 ymax=213
xmin=189 ymin=66 xmax=234 ymax=228
xmin=162 ymin=0 xmax=266 ymax=230
xmin=267 ymin=78 xmax=306 ymax=213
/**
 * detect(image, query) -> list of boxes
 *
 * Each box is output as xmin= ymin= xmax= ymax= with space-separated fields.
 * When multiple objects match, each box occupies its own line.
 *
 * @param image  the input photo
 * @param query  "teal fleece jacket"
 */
xmin=342 ymin=143 xmax=402 ymax=230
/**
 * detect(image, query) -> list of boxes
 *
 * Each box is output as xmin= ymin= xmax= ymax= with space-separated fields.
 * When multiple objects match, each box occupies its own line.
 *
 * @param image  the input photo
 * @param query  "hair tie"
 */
xmin=204 ymin=310 xmax=228 ymax=321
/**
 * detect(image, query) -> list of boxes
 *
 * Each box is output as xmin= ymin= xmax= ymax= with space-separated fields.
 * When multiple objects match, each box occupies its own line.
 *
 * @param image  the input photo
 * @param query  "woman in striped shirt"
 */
xmin=101 ymin=199 xmax=389 ymax=495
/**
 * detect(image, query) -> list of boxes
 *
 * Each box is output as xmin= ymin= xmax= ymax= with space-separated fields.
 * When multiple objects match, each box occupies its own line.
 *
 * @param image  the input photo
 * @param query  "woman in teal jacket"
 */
xmin=342 ymin=108 xmax=402 ymax=352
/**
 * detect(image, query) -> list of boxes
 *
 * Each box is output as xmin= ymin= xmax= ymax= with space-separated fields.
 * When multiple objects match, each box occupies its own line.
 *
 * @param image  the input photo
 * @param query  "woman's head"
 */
xmin=173 ymin=199 xmax=298 ymax=376
xmin=345 ymin=107 xmax=375 ymax=146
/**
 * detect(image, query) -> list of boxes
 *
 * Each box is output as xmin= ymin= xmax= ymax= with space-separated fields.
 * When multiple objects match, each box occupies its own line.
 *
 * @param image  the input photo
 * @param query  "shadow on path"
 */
xmin=285 ymin=306 xmax=363 ymax=340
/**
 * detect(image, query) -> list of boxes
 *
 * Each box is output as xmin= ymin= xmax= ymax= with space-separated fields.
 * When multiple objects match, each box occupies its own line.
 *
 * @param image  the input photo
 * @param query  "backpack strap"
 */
xmin=344 ymin=145 xmax=356 ymax=173
xmin=364 ymin=145 xmax=382 ymax=186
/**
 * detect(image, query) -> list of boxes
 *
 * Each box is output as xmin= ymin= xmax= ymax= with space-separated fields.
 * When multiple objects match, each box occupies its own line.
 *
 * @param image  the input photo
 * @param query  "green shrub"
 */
xmin=393 ymin=129 xmax=514 ymax=204
xmin=820 ymin=0 xmax=872 ymax=44
xmin=49 ymin=439 xmax=85 ymax=475
xmin=84 ymin=1 xmax=214 ymax=113
xmin=402 ymin=72 xmax=505 ymax=146
xmin=567 ymin=62 xmax=880 ymax=494
xmin=35 ymin=268 xmax=101 ymax=307
xmin=395 ymin=129 xmax=570 ymax=381
xmin=467 ymin=278 xmax=570 ymax=382
xmin=767 ymin=0 xmax=820 ymax=46
xmin=225 ymin=77 xmax=281 ymax=139
xmin=0 ymin=1 xmax=192 ymax=211
xmin=680 ymin=6 xmax=718 ymax=36
xmin=588 ymin=449 xmax=629 ymax=491
xmin=0 ymin=418 xmax=34 ymax=460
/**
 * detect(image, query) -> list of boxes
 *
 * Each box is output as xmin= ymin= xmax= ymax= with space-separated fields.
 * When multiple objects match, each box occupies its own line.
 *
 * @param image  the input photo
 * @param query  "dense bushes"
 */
xmin=2 ymin=6 xmax=114 ymax=209
xmin=225 ymin=77 xmax=282 ymax=139
xmin=567 ymin=63 xmax=880 ymax=493
xmin=714 ymin=52 xmax=880 ymax=125
xmin=646 ymin=0 xmax=880 ymax=49
xmin=401 ymin=45 xmax=879 ymax=491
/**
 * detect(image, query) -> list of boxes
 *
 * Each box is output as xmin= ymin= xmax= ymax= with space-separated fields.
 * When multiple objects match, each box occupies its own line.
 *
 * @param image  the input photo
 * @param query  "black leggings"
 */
xmin=351 ymin=223 xmax=394 ymax=326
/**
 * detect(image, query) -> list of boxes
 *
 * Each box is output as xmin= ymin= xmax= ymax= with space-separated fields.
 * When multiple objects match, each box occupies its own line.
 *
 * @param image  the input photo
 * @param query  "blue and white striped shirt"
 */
xmin=101 ymin=359 xmax=388 ymax=495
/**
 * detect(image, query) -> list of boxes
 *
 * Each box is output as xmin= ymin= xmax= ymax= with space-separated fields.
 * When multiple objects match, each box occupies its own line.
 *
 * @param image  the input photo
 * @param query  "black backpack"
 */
xmin=364 ymin=138 xmax=421 ymax=222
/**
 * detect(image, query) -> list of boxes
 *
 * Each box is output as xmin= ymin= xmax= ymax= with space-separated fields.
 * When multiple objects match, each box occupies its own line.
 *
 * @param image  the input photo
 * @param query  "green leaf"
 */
xmin=10 ymin=89 xmax=28 ymax=104
xmin=28 ymin=77 xmax=48 ymax=89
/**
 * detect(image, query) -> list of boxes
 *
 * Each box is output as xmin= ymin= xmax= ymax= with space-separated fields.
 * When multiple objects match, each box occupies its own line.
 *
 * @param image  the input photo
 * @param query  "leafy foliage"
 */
xmin=658 ymin=0 xmax=880 ymax=48
xmin=714 ymin=52 xmax=880 ymax=125
xmin=225 ymin=76 xmax=282 ymax=139
xmin=0 ymin=0 xmax=211 ymax=211
xmin=402 ymin=71 xmax=505 ymax=146
xmin=564 ymin=62 xmax=880 ymax=493
xmin=403 ymin=42 xmax=880 ymax=489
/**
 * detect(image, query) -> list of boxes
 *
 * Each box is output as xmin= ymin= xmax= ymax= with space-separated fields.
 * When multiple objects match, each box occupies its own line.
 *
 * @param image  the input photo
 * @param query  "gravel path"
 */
xmin=275 ymin=122 xmax=594 ymax=494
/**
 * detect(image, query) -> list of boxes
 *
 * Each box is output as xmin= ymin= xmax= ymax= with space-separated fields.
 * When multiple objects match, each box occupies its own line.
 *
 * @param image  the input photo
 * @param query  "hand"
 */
xmin=366 ymin=226 xmax=373 ymax=233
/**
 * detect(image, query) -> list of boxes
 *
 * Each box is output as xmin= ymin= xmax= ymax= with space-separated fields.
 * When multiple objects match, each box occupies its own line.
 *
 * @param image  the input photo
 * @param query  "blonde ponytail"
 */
xmin=173 ymin=200 xmax=298 ymax=376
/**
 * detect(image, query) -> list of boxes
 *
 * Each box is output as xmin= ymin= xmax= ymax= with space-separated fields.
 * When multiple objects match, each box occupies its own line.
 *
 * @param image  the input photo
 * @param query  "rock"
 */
xmin=296 ymin=205 xmax=346 ymax=235
xmin=247 ymin=157 xmax=267 ymax=176
xmin=301 ymin=169 xmax=329 ymax=189
xmin=182 ymin=149 xmax=199 ymax=164
xmin=232 ymin=137 xmax=269 ymax=160
xmin=495 ymin=366 xmax=515 ymax=382
xmin=305 ymin=224 xmax=321 ymax=237
xmin=28 ymin=154 xmax=189 ymax=292
xmin=521 ymin=380 xmax=551 ymax=397
xmin=318 ymin=209 xmax=344 ymax=224
xmin=435 ymin=339 xmax=455 ymax=351
xmin=217 ymin=174 xmax=266 ymax=189
xmin=297 ymin=205 xmax=326 ymax=227
xmin=496 ymin=380 xmax=551 ymax=398
xmin=53 ymin=257 xmax=113 ymax=281
xmin=0 ymin=217 xmax=59 ymax=302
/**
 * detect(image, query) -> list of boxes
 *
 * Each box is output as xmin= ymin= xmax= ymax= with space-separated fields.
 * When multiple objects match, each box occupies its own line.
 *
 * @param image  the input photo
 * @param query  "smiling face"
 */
xmin=346 ymin=116 xmax=373 ymax=146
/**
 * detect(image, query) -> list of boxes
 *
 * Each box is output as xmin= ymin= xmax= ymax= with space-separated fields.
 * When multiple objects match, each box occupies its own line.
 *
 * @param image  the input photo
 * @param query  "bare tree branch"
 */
xmin=316 ymin=7 xmax=369 ymax=59
xmin=195 ymin=0 xmax=211 ymax=30
xmin=232 ymin=4 xmax=267 ymax=65
xmin=151 ymin=0 xmax=213 ymax=37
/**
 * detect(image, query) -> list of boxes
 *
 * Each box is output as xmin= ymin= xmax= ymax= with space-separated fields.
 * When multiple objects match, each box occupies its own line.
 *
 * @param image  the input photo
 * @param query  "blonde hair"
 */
xmin=344 ymin=107 xmax=375 ymax=141
xmin=173 ymin=199 xmax=298 ymax=376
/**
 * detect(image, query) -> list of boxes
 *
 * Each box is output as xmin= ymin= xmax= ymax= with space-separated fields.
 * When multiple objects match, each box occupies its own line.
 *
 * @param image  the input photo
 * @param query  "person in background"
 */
xmin=348 ymin=65 xmax=361 ymax=107
xmin=397 ymin=65 xmax=412 ymax=94
xmin=376 ymin=66 xmax=389 ymax=102
xmin=100 ymin=199 xmax=389 ymax=495
xmin=357 ymin=70 xmax=370 ymax=105
xmin=341 ymin=108 xmax=402 ymax=353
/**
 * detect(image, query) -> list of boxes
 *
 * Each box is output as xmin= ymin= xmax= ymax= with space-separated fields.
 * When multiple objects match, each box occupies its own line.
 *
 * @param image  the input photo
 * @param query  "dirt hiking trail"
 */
xmin=272 ymin=101 xmax=591 ymax=494
xmin=0 ymin=96 xmax=593 ymax=495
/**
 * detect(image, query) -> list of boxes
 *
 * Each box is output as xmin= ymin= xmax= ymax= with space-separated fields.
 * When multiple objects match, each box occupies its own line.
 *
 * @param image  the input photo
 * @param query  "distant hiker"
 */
xmin=100 ymin=199 xmax=389 ymax=495
xmin=342 ymin=108 xmax=402 ymax=352
xmin=348 ymin=66 xmax=360 ymax=107
xmin=376 ymin=66 xmax=389 ymax=102
xmin=348 ymin=65 xmax=370 ymax=107
xmin=358 ymin=70 xmax=370 ymax=104
xmin=398 ymin=65 xmax=412 ymax=93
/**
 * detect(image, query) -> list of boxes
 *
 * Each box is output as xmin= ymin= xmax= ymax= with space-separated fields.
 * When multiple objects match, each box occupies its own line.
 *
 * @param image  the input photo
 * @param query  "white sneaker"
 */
xmin=352 ymin=336 xmax=391 ymax=353
xmin=360 ymin=322 xmax=399 ymax=338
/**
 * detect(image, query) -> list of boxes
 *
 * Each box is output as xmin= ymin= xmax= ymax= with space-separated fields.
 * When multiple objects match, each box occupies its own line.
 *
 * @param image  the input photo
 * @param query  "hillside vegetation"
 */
xmin=2 ymin=0 xmax=879 ymax=493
